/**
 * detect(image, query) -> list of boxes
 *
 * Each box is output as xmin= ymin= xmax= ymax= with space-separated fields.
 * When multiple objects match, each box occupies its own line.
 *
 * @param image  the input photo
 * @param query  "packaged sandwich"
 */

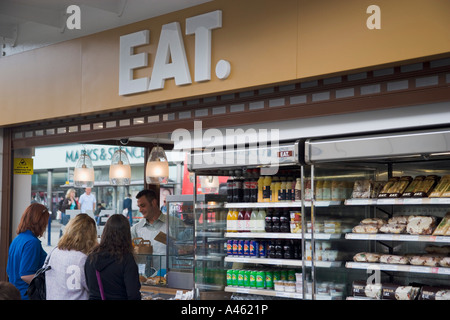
xmin=402 ymin=176 xmax=425 ymax=197
xmin=429 ymin=175 xmax=450 ymax=197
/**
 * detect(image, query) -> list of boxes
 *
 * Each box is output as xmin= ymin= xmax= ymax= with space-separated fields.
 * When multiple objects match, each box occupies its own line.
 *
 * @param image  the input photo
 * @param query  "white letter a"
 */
xmin=366 ymin=5 xmax=381 ymax=30
xmin=66 ymin=5 xmax=81 ymax=30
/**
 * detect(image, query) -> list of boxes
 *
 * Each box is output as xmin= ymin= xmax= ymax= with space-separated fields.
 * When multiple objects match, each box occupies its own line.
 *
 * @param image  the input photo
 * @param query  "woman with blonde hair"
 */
xmin=60 ymin=188 xmax=79 ymax=226
xmin=45 ymin=214 xmax=98 ymax=300
xmin=7 ymin=203 xmax=49 ymax=299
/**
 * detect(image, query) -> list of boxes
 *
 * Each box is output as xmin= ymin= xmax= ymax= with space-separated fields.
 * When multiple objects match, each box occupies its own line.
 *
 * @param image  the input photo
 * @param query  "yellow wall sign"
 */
xmin=13 ymin=158 xmax=34 ymax=175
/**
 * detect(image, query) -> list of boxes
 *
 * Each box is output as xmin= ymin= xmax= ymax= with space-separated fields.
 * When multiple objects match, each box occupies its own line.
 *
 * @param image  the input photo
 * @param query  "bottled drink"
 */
xmin=244 ymin=208 xmax=252 ymax=232
xmin=278 ymin=176 xmax=286 ymax=202
xmin=233 ymin=170 xmax=244 ymax=203
xmin=295 ymin=178 xmax=302 ymax=201
xmin=286 ymin=177 xmax=293 ymax=201
xmin=257 ymin=175 xmax=265 ymax=202
xmin=270 ymin=176 xmax=279 ymax=202
xmin=263 ymin=175 xmax=272 ymax=202
xmin=227 ymin=171 xmax=234 ymax=203
xmin=250 ymin=208 xmax=258 ymax=233
xmin=237 ymin=209 xmax=245 ymax=232
xmin=243 ymin=170 xmax=251 ymax=203
xmin=256 ymin=208 xmax=266 ymax=232
xmin=250 ymin=169 xmax=259 ymax=202
xmin=264 ymin=208 xmax=273 ymax=232
xmin=272 ymin=209 xmax=281 ymax=233
xmin=226 ymin=209 xmax=238 ymax=233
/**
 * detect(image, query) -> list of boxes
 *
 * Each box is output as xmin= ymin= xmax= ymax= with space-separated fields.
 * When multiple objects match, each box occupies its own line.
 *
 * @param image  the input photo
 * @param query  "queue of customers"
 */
xmin=4 ymin=189 xmax=164 ymax=300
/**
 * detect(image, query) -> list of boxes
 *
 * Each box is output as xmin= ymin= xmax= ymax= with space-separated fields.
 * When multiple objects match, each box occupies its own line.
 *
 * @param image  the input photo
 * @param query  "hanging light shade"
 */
xmin=73 ymin=150 xmax=95 ymax=187
xmin=146 ymin=145 xmax=169 ymax=184
xmin=109 ymin=147 xmax=131 ymax=185
xmin=201 ymin=176 xmax=219 ymax=194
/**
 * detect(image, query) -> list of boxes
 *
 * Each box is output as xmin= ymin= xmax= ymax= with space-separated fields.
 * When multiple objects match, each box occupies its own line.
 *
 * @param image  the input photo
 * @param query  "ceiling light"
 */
xmin=146 ymin=145 xmax=169 ymax=184
xmin=109 ymin=146 xmax=131 ymax=185
xmin=73 ymin=150 xmax=94 ymax=187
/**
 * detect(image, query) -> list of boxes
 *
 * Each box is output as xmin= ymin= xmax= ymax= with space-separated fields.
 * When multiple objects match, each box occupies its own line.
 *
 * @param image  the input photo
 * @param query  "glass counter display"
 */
xmin=193 ymin=193 xmax=228 ymax=300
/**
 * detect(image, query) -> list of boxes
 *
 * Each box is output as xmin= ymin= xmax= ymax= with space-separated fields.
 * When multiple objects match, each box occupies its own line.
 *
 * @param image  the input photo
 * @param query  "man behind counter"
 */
xmin=131 ymin=189 xmax=166 ymax=256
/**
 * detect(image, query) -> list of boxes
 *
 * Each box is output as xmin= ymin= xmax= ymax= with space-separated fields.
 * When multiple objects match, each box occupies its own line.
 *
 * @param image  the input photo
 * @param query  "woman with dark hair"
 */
xmin=6 ymin=203 xmax=50 ymax=299
xmin=84 ymin=214 xmax=141 ymax=300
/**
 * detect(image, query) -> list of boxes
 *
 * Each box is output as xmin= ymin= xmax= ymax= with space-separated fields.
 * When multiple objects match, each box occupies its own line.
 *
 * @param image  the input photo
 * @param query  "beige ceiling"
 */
xmin=0 ymin=0 xmax=212 ymax=56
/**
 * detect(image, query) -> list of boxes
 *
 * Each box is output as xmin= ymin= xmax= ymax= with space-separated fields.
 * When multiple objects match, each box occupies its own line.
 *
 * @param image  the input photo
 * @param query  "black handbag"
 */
xmin=26 ymin=249 xmax=53 ymax=300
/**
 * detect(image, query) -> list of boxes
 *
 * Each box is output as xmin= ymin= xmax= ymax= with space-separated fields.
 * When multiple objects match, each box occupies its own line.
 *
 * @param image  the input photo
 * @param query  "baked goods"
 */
xmin=388 ymin=215 xmax=410 ymax=225
xmin=409 ymin=254 xmax=443 ymax=267
xmin=379 ymin=223 xmax=407 ymax=234
xmin=433 ymin=212 xmax=450 ymax=236
xmin=353 ymin=252 xmax=381 ymax=263
xmin=352 ymin=218 xmax=386 ymax=234
xmin=439 ymin=257 xmax=450 ymax=267
xmin=379 ymin=254 xmax=410 ymax=265
xmin=351 ymin=180 xmax=372 ymax=198
xmin=394 ymin=286 xmax=420 ymax=300
xmin=406 ymin=216 xmax=437 ymax=235
xmin=352 ymin=224 xmax=379 ymax=234
xmin=420 ymin=286 xmax=450 ymax=300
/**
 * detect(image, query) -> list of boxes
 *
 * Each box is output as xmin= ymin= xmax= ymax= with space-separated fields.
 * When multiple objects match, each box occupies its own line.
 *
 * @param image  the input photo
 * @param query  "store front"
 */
xmin=1 ymin=0 xmax=449 ymax=299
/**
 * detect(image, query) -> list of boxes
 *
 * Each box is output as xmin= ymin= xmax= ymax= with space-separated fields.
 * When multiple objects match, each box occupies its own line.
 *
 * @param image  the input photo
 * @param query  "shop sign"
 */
xmin=119 ymin=10 xmax=230 ymax=96
xmin=13 ymin=158 xmax=34 ymax=175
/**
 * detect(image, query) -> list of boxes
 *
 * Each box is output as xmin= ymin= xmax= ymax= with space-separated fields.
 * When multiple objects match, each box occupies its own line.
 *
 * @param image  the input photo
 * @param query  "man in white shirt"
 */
xmin=131 ymin=189 xmax=167 ymax=255
xmin=78 ymin=187 xmax=96 ymax=214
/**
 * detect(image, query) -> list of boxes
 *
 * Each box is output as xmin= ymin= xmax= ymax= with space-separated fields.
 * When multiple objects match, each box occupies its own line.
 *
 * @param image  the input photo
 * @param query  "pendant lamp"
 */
xmin=109 ymin=146 xmax=131 ymax=185
xmin=73 ymin=150 xmax=95 ymax=187
xmin=146 ymin=145 xmax=169 ymax=184
xmin=201 ymin=175 xmax=219 ymax=193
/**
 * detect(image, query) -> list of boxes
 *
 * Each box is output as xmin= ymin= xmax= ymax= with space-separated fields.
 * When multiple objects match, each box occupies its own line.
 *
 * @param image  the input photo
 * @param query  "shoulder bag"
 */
xmin=96 ymin=270 xmax=106 ymax=300
xmin=26 ymin=248 xmax=54 ymax=300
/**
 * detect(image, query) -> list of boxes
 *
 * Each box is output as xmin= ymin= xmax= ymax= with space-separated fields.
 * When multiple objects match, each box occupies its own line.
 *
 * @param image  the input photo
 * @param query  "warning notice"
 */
xmin=13 ymin=158 xmax=34 ymax=175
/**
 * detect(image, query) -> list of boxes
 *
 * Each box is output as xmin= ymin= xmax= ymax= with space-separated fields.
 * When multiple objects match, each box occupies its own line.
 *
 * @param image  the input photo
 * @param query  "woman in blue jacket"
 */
xmin=7 ymin=203 xmax=50 ymax=299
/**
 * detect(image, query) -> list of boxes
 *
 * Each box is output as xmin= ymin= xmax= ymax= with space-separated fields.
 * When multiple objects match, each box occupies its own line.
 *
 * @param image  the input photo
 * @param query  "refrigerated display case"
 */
xmin=188 ymin=127 xmax=450 ymax=300
xmin=304 ymin=128 xmax=450 ymax=300
xmin=192 ymin=193 xmax=228 ymax=300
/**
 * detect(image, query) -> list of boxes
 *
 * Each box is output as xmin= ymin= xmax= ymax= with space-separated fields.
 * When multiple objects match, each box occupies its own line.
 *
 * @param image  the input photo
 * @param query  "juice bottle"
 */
xmin=263 ymin=175 xmax=272 ymax=202
xmin=226 ymin=209 xmax=236 ymax=233
xmin=256 ymin=208 xmax=267 ymax=233
xmin=271 ymin=176 xmax=279 ymax=202
xmin=278 ymin=176 xmax=286 ymax=202
xmin=244 ymin=208 xmax=252 ymax=232
xmin=250 ymin=208 xmax=258 ymax=232
xmin=285 ymin=177 xmax=293 ymax=202
xmin=257 ymin=175 xmax=265 ymax=202
xmin=295 ymin=178 xmax=302 ymax=201
xmin=237 ymin=209 xmax=245 ymax=232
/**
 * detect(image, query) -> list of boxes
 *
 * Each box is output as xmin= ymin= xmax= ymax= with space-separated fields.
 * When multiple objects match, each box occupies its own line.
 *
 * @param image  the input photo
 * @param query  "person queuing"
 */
xmin=6 ymin=203 xmax=49 ymax=300
xmin=84 ymin=214 xmax=141 ymax=300
xmin=45 ymin=214 xmax=98 ymax=300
